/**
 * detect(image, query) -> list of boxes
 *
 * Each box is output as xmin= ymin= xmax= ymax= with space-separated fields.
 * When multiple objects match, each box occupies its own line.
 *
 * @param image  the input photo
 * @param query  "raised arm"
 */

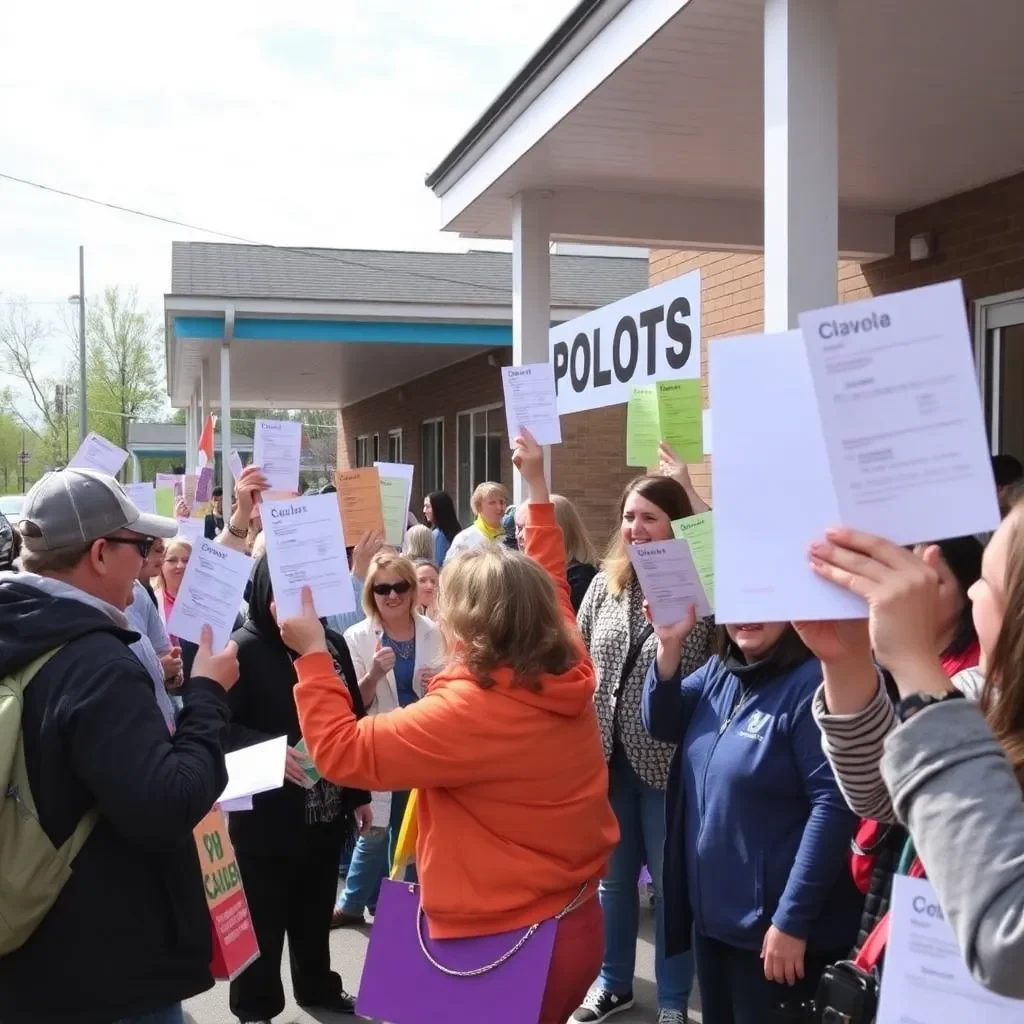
xmin=214 ymin=465 xmax=268 ymax=554
xmin=514 ymin=429 xmax=576 ymax=630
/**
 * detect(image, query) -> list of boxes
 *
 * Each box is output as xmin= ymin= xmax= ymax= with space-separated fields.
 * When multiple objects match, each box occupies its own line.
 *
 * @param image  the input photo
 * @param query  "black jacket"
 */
xmin=226 ymin=555 xmax=370 ymax=857
xmin=567 ymin=560 xmax=598 ymax=614
xmin=0 ymin=578 xmax=230 ymax=1024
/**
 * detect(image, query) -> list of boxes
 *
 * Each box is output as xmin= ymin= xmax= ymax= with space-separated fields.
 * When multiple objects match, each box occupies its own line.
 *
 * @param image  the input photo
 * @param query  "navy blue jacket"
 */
xmin=643 ymin=649 xmax=862 ymax=956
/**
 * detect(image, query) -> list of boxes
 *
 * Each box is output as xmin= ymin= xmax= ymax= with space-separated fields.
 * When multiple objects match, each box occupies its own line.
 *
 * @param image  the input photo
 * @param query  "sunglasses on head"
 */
xmin=372 ymin=581 xmax=412 ymax=597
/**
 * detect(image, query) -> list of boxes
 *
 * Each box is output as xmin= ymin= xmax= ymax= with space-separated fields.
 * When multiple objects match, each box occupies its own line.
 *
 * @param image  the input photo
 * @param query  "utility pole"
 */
xmin=19 ymin=430 xmax=27 ymax=493
xmin=78 ymin=246 xmax=87 ymax=442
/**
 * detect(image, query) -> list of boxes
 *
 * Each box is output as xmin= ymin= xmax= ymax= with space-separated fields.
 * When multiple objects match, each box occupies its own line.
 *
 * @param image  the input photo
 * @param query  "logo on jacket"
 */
xmin=739 ymin=711 xmax=772 ymax=741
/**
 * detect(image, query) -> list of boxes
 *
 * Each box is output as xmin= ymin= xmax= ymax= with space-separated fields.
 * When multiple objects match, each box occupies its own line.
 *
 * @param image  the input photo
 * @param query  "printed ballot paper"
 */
xmin=672 ymin=512 xmax=714 ymax=610
xmin=124 ymin=482 xmax=156 ymax=515
xmin=252 ymin=419 xmax=302 ymax=495
xmin=501 ymin=363 xmax=562 ymax=447
xmin=229 ymin=450 xmax=245 ymax=482
xmin=375 ymin=462 xmax=415 ymax=548
xmin=626 ymin=380 xmax=703 ymax=467
xmin=166 ymin=538 xmax=252 ymax=651
xmin=69 ymin=431 xmax=129 ymax=477
xmin=261 ymin=493 xmax=355 ymax=620
xmin=335 ymin=468 xmax=385 ymax=539
xmin=800 ymin=280 xmax=999 ymax=544
xmin=627 ymin=539 xmax=711 ymax=625
xmin=877 ymin=876 xmax=1024 ymax=1023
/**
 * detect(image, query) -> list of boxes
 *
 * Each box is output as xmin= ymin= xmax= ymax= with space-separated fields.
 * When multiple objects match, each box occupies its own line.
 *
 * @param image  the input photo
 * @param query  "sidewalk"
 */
xmin=184 ymin=908 xmax=702 ymax=1023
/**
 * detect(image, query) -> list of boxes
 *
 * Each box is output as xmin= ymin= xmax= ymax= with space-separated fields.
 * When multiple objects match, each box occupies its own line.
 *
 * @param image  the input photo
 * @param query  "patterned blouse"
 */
xmin=578 ymin=570 xmax=715 ymax=791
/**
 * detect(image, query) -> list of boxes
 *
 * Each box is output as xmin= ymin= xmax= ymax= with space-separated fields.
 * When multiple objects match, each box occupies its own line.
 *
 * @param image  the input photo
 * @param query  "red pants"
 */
xmin=538 ymin=893 xmax=603 ymax=1024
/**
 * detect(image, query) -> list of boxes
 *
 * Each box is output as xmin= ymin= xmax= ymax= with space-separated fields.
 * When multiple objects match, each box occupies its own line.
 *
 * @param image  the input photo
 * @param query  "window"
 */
xmin=355 ymin=435 xmax=371 ymax=468
xmin=372 ymin=433 xmax=380 ymax=463
xmin=387 ymin=428 xmax=403 ymax=463
xmin=456 ymin=404 xmax=504 ymax=523
xmin=420 ymin=418 xmax=444 ymax=495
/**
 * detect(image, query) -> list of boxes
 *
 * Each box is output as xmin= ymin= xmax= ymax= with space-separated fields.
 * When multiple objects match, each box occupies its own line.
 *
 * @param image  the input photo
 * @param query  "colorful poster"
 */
xmin=193 ymin=807 xmax=260 ymax=980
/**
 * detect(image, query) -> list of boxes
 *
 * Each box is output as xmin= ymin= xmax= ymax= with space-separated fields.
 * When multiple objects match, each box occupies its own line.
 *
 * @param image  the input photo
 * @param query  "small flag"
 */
xmin=197 ymin=414 xmax=217 ymax=468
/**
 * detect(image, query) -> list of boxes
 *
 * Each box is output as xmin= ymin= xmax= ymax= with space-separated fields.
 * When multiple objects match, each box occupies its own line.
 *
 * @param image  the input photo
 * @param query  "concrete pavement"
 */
xmin=185 ymin=905 xmax=702 ymax=1024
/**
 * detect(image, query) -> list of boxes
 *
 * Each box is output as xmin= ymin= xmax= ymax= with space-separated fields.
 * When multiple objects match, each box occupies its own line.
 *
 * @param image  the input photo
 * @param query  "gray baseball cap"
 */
xmin=18 ymin=469 xmax=179 ymax=552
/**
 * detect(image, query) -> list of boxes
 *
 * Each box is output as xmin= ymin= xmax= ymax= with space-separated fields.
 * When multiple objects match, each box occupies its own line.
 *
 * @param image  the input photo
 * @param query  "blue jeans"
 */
xmin=337 ymin=791 xmax=414 ymax=914
xmin=115 ymin=1005 xmax=184 ymax=1024
xmin=598 ymin=750 xmax=693 ymax=1011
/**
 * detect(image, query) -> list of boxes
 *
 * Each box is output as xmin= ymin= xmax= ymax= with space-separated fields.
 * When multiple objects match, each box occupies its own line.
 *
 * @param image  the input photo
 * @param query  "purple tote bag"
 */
xmin=356 ymin=879 xmax=558 ymax=1024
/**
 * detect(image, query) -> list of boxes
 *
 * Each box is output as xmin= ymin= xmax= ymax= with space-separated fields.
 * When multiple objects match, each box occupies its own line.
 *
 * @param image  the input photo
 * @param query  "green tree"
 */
xmin=85 ymin=286 xmax=164 ymax=457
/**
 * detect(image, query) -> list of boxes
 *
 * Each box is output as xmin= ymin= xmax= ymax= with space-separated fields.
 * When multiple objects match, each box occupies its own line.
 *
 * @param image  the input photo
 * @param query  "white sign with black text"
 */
xmin=549 ymin=271 xmax=701 ymax=416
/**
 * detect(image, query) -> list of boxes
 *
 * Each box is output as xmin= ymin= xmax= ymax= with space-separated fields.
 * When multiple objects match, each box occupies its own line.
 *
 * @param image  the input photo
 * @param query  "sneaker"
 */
xmin=296 ymin=990 xmax=356 ymax=1014
xmin=571 ymin=989 xmax=635 ymax=1022
xmin=658 ymin=1011 xmax=688 ymax=1024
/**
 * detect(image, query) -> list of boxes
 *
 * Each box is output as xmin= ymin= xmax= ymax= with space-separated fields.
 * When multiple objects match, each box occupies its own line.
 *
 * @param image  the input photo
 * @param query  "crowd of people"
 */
xmin=3 ymin=443 xmax=1024 ymax=1024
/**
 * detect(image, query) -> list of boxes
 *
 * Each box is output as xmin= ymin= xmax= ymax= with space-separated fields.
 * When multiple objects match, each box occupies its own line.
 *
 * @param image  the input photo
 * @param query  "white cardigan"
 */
xmin=343 ymin=612 xmax=444 ymax=716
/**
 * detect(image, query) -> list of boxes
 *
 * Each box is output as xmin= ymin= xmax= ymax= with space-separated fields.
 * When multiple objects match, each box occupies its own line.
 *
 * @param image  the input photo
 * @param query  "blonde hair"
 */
xmin=403 ymin=524 xmax=434 ymax=561
xmin=362 ymin=551 xmax=420 ymax=620
xmin=471 ymin=481 xmax=508 ymax=516
xmin=437 ymin=545 xmax=578 ymax=690
xmin=153 ymin=536 xmax=193 ymax=594
xmin=551 ymin=494 xmax=597 ymax=566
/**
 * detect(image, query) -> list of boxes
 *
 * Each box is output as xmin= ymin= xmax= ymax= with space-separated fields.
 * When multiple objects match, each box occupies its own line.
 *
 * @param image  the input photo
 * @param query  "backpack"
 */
xmin=0 ymin=647 xmax=98 ymax=955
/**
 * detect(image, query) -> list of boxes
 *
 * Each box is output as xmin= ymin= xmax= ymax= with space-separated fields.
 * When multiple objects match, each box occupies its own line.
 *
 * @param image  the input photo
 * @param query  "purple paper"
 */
xmin=195 ymin=465 xmax=213 ymax=504
xmin=357 ymin=880 xmax=556 ymax=1024
xmin=639 ymin=864 xmax=652 ymax=886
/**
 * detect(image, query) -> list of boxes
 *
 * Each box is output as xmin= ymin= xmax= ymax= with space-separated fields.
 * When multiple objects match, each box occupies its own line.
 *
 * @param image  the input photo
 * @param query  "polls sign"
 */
xmin=550 ymin=271 xmax=701 ymax=415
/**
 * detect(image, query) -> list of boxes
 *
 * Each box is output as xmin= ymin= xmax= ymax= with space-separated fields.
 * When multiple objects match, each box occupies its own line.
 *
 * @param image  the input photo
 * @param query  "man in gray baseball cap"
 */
xmin=16 ymin=468 xmax=180 ymax=611
xmin=0 ymin=468 xmax=240 ymax=1024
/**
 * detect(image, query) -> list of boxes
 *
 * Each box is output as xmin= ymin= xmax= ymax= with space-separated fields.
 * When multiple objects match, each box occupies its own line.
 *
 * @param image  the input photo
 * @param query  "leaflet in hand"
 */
xmin=261 ymin=493 xmax=355 ymax=620
xmin=672 ymin=512 xmax=714 ymax=610
xmin=626 ymin=539 xmax=711 ymax=625
xmin=166 ymin=537 xmax=251 ymax=651
xmin=124 ymin=483 xmax=156 ymax=515
xmin=501 ymin=363 xmax=562 ymax=447
xmin=799 ymin=279 xmax=998 ymax=544
xmin=220 ymin=736 xmax=289 ymax=805
xmin=877 ymin=875 xmax=1024 ymax=1022
xmin=69 ymin=432 xmax=129 ymax=477
xmin=375 ymin=462 xmax=415 ymax=548
xmin=252 ymin=419 xmax=302 ymax=495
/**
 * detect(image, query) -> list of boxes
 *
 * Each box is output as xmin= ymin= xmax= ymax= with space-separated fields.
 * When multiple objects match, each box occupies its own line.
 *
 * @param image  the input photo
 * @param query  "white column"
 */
xmin=200 ymin=359 xmax=210 ymax=436
xmin=763 ymin=0 xmax=838 ymax=331
xmin=184 ymin=399 xmax=194 ymax=474
xmin=131 ymin=453 xmax=141 ymax=483
xmin=188 ymin=392 xmax=199 ymax=473
xmin=511 ymin=191 xmax=552 ymax=504
xmin=220 ymin=341 xmax=233 ymax=511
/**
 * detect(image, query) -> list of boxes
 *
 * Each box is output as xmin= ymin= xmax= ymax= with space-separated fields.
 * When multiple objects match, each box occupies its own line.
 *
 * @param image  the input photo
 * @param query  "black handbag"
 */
xmin=814 ymin=960 xmax=879 ymax=1023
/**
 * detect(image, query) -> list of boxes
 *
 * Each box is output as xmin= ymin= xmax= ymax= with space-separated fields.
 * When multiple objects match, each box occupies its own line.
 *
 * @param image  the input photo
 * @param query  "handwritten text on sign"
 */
xmin=549 ymin=271 xmax=701 ymax=416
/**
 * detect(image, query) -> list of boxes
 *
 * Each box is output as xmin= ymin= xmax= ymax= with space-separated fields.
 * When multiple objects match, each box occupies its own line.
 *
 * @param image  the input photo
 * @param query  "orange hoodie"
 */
xmin=293 ymin=501 xmax=619 ymax=939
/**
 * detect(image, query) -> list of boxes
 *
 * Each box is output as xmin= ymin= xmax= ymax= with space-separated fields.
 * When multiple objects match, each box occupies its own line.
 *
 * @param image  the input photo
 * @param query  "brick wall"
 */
xmin=650 ymin=171 xmax=1024 ymax=500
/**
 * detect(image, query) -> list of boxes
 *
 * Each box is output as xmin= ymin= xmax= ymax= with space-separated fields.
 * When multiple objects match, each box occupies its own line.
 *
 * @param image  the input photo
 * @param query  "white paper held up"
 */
xmin=124 ymin=483 xmax=156 ymax=515
xmin=261 ymin=493 xmax=355 ymax=619
xmin=165 ymin=537 xmax=252 ymax=651
xmin=219 ymin=736 xmax=289 ymax=805
xmin=68 ymin=432 xmax=129 ymax=477
xmin=501 ymin=363 xmax=562 ymax=447
xmin=252 ymin=419 xmax=302 ymax=495
xmin=710 ymin=330 xmax=866 ymax=624
xmin=626 ymin=539 xmax=711 ymax=626
xmin=799 ymin=280 xmax=999 ymax=544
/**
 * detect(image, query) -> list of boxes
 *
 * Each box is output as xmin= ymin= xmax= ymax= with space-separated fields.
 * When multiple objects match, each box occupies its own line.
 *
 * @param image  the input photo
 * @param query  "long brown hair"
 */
xmin=981 ymin=499 xmax=1024 ymax=783
xmin=604 ymin=475 xmax=694 ymax=595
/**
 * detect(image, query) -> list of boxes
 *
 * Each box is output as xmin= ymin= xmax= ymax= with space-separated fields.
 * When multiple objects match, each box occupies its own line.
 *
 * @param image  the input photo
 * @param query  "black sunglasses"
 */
xmin=104 ymin=536 xmax=154 ymax=559
xmin=372 ymin=581 xmax=412 ymax=597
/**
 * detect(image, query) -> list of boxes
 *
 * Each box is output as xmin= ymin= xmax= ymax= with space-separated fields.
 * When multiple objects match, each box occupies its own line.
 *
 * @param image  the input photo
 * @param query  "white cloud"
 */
xmin=0 ymin=0 xmax=577 ymax=407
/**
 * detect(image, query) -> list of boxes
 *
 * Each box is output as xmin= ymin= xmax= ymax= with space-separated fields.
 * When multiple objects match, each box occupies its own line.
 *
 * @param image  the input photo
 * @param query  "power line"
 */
xmin=0 ymin=170 xmax=521 ymax=297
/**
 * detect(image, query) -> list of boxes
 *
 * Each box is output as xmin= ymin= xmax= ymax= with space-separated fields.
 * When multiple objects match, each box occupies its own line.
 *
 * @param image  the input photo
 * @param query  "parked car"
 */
xmin=0 ymin=495 xmax=24 ymax=519
xmin=0 ymin=512 xmax=14 ymax=571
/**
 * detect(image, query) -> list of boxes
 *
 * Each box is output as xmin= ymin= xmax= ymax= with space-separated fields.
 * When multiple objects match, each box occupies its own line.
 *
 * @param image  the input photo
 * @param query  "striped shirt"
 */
xmin=813 ymin=667 xmax=985 ymax=823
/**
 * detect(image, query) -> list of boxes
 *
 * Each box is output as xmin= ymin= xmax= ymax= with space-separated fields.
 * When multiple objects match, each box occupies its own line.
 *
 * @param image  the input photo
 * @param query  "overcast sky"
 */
xmin=0 ymin=0 xmax=578 ymax=402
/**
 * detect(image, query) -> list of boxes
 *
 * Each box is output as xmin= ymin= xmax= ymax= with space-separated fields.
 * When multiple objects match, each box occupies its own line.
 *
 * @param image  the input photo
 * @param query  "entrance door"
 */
xmin=977 ymin=292 xmax=1024 ymax=462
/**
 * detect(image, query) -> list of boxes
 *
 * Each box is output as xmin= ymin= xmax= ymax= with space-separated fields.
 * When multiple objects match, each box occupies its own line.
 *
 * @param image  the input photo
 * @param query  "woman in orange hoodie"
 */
xmin=283 ymin=430 xmax=619 ymax=1024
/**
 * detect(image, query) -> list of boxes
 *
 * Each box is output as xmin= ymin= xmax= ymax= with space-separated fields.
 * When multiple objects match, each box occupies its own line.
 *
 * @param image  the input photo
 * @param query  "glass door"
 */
xmin=977 ymin=293 xmax=1024 ymax=462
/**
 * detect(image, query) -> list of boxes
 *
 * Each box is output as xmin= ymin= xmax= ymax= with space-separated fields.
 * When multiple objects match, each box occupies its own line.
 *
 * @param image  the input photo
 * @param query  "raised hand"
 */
xmin=278 ymin=586 xmax=328 ymax=657
xmin=191 ymin=625 xmax=240 ymax=691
